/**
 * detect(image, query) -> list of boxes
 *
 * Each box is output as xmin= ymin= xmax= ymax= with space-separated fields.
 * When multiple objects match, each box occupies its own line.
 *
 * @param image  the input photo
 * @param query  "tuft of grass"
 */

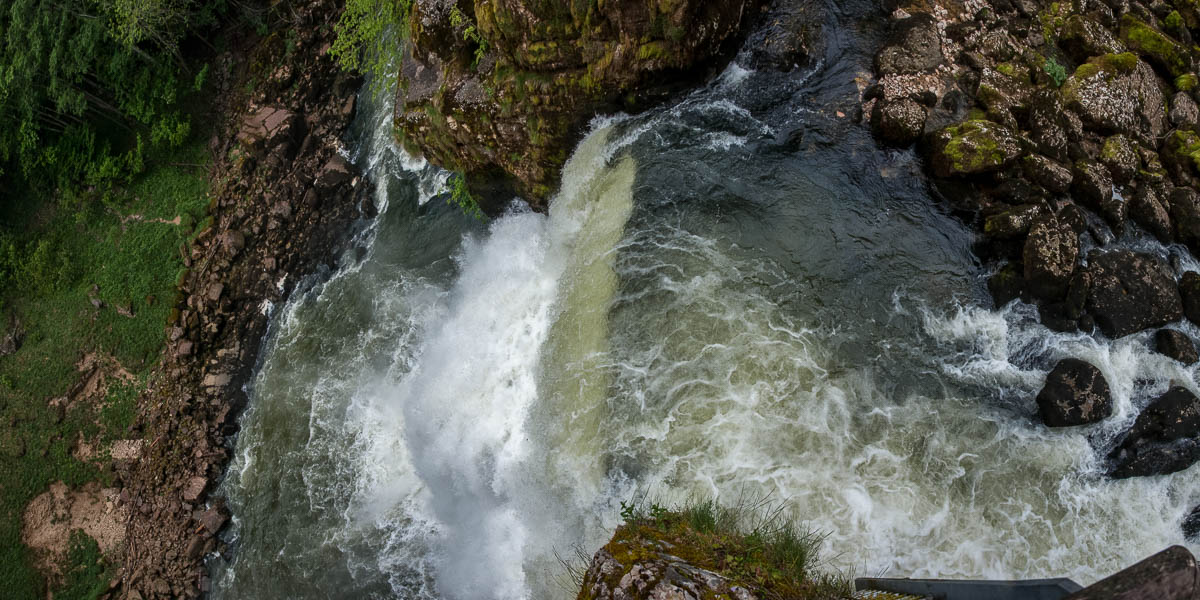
xmin=54 ymin=530 xmax=112 ymax=600
xmin=609 ymin=495 xmax=851 ymax=598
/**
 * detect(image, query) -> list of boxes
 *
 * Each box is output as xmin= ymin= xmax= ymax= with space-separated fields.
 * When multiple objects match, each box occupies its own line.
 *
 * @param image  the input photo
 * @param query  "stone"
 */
xmin=1170 ymin=92 xmax=1200 ymax=128
xmin=221 ymin=230 xmax=245 ymax=256
xmin=1036 ymin=359 xmax=1113 ymax=427
xmin=871 ymin=98 xmax=927 ymax=145
xmin=988 ymin=262 xmax=1026 ymax=307
xmin=1110 ymin=386 xmax=1200 ymax=478
xmin=1085 ymin=250 xmax=1183 ymax=338
xmin=1023 ymin=215 xmax=1080 ymax=301
xmin=1181 ymin=271 xmax=1200 ymax=325
xmin=1170 ymin=188 xmax=1200 ymax=253
xmin=1130 ymin=184 xmax=1172 ymax=242
xmin=1059 ymin=14 xmax=1126 ymax=62
xmin=1023 ymin=155 xmax=1074 ymax=193
xmin=875 ymin=13 xmax=944 ymax=76
xmin=197 ymin=507 xmax=227 ymax=534
xmin=1072 ymin=160 xmax=1114 ymax=214
xmin=236 ymin=106 xmax=305 ymax=154
xmin=1184 ymin=506 xmax=1200 ymax=539
xmin=929 ymin=120 xmax=1022 ymax=177
xmin=1028 ymin=91 xmax=1082 ymax=161
xmin=1098 ymin=135 xmax=1140 ymax=184
xmin=181 ymin=476 xmax=206 ymax=502
xmin=315 ymin=155 xmax=354 ymax=191
xmin=206 ymin=283 xmax=224 ymax=303
xmin=1060 ymin=54 xmax=1166 ymax=145
xmin=201 ymin=373 xmax=232 ymax=389
xmin=983 ymin=204 xmax=1047 ymax=239
xmin=1120 ymin=15 xmax=1194 ymax=78
xmin=1156 ymin=329 xmax=1199 ymax=364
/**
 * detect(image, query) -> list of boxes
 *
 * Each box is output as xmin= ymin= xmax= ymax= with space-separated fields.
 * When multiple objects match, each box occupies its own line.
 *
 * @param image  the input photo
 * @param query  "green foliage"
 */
xmin=1043 ymin=57 xmax=1069 ymax=87
xmin=449 ymin=6 xmax=490 ymax=68
xmin=329 ymin=0 xmax=412 ymax=97
xmin=0 ymin=141 xmax=209 ymax=598
xmin=55 ymin=531 xmax=111 ymax=600
xmin=611 ymin=496 xmax=851 ymax=598
xmin=448 ymin=172 xmax=485 ymax=220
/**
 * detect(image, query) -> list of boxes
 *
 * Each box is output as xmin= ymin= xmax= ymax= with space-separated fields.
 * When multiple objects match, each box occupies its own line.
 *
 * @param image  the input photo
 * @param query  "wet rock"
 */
xmin=1060 ymin=53 xmax=1166 ymax=145
xmin=1110 ymin=386 xmax=1200 ymax=478
xmin=1058 ymin=203 xmax=1090 ymax=236
xmin=977 ymin=67 xmax=1033 ymax=123
xmin=1099 ymin=134 xmax=1140 ymax=184
xmin=1170 ymin=92 xmax=1200 ymax=129
xmin=1130 ymin=183 xmax=1172 ymax=242
xmin=197 ymin=506 xmax=228 ymax=534
xmin=1023 ymin=155 xmax=1074 ymax=194
xmin=1073 ymin=160 xmax=1126 ymax=230
xmin=988 ymin=262 xmax=1026 ymax=307
xmin=1060 ymin=14 xmax=1126 ymax=62
xmin=875 ymin=13 xmax=944 ymax=76
xmin=1184 ymin=505 xmax=1200 ymax=539
xmin=315 ymin=155 xmax=354 ymax=192
xmin=929 ymin=119 xmax=1022 ymax=177
xmin=1181 ymin=271 xmax=1200 ymax=325
xmin=1028 ymin=91 xmax=1083 ymax=161
xmin=1156 ymin=329 xmax=1199 ymax=364
xmin=1162 ymin=130 xmax=1200 ymax=182
xmin=1086 ymin=250 xmax=1183 ymax=338
xmin=743 ymin=1 xmax=818 ymax=71
xmin=1037 ymin=358 xmax=1113 ymax=427
xmin=1023 ymin=215 xmax=1080 ymax=300
xmin=1170 ymin=188 xmax=1200 ymax=254
xmin=871 ymin=97 xmax=927 ymax=146
xmin=983 ymin=204 xmax=1047 ymax=239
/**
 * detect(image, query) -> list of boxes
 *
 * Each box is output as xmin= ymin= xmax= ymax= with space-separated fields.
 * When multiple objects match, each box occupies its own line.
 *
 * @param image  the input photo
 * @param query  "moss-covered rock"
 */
xmin=928 ymin=119 xmax=1022 ymax=177
xmin=1119 ymin=14 xmax=1194 ymax=79
xmin=1060 ymin=53 xmax=1166 ymax=144
xmin=395 ymin=0 xmax=768 ymax=211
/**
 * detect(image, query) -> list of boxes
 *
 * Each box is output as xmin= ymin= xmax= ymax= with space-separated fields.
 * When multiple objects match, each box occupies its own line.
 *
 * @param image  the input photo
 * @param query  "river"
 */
xmin=208 ymin=3 xmax=1200 ymax=598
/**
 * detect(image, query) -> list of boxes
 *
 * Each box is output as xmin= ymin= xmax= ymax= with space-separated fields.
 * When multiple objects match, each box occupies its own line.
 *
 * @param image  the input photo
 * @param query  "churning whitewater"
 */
xmin=210 ymin=39 xmax=1200 ymax=600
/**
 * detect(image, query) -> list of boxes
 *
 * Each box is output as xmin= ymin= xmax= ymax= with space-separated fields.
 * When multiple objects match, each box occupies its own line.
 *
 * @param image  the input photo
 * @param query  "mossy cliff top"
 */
xmin=394 ymin=0 xmax=768 ymax=212
xmin=575 ymin=501 xmax=850 ymax=600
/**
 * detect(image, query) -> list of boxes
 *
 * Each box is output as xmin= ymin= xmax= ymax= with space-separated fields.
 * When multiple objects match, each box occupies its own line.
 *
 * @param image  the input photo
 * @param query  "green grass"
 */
xmin=595 ymin=496 xmax=852 ymax=599
xmin=0 ymin=141 xmax=210 ymax=599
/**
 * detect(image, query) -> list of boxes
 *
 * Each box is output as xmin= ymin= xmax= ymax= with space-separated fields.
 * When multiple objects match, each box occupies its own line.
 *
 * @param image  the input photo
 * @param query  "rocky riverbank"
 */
xmin=109 ymin=1 xmax=368 ymax=597
xmin=863 ymin=0 xmax=1200 ymax=488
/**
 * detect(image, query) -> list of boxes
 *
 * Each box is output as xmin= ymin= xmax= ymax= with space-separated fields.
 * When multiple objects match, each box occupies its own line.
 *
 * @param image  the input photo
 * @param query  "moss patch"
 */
xmin=1120 ymin=14 xmax=1192 ymax=77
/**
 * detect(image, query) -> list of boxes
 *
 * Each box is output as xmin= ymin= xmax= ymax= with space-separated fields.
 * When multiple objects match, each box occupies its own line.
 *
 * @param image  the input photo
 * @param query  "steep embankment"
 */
xmin=112 ymin=1 xmax=368 ymax=597
xmin=393 ymin=0 xmax=779 ymax=210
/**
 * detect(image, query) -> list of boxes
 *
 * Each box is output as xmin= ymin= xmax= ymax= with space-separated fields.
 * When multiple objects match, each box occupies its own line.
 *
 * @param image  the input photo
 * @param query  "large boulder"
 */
xmin=872 ymin=98 xmax=927 ymax=146
xmin=1036 ymin=359 xmax=1113 ymax=427
xmin=1170 ymin=188 xmax=1200 ymax=253
xmin=984 ymin=204 xmax=1047 ymax=239
xmin=1023 ymin=215 xmax=1080 ymax=300
xmin=1059 ymin=14 xmax=1125 ymax=62
xmin=874 ymin=13 xmax=944 ymax=76
xmin=929 ymin=119 xmax=1022 ymax=177
xmin=1060 ymin=53 xmax=1167 ymax=145
xmin=1156 ymin=329 xmax=1199 ymax=364
xmin=1109 ymin=386 xmax=1200 ymax=478
xmin=1119 ymin=15 xmax=1195 ymax=79
xmin=396 ymin=0 xmax=767 ymax=210
xmin=1085 ymin=250 xmax=1183 ymax=338
xmin=1073 ymin=160 xmax=1126 ymax=230
xmin=1023 ymin=155 xmax=1074 ymax=194
xmin=1181 ymin=271 xmax=1200 ymax=325
xmin=1130 ymin=183 xmax=1172 ymax=243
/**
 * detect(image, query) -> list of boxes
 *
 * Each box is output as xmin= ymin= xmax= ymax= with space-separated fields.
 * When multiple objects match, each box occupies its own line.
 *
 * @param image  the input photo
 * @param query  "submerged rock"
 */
xmin=1110 ymin=386 xmax=1200 ymax=478
xmin=1085 ymin=250 xmax=1183 ymax=338
xmin=1037 ymin=358 xmax=1112 ymax=427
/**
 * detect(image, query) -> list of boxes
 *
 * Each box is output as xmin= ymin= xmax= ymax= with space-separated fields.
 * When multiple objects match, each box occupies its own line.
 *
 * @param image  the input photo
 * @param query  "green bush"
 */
xmin=1043 ymin=57 xmax=1069 ymax=87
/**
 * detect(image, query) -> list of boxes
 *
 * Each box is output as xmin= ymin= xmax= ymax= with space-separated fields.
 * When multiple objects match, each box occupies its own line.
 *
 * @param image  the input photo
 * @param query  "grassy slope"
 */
xmin=0 ymin=141 xmax=211 ymax=598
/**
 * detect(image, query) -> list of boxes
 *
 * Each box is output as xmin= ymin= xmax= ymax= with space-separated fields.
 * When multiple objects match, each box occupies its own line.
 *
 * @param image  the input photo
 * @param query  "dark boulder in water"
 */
xmin=1036 ymin=359 xmax=1112 ymax=427
xmin=1156 ymin=330 xmax=1199 ymax=365
xmin=1181 ymin=271 xmax=1200 ymax=325
xmin=872 ymin=97 xmax=927 ymax=146
xmin=1183 ymin=505 xmax=1200 ymax=540
xmin=1109 ymin=386 xmax=1200 ymax=478
xmin=1085 ymin=250 xmax=1183 ymax=338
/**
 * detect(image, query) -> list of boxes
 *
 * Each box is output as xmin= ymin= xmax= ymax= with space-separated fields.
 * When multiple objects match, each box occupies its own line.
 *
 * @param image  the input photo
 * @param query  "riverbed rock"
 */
xmin=1060 ymin=14 xmax=1126 ymax=62
xmin=1130 ymin=184 xmax=1172 ymax=242
xmin=929 ymin=119 xmax=1022 ymax=177
xmin=1110 ymin=386 xmax=1200 ymax=478
xmin=1099 ymin=135 xmax=1140 ymax=184
xmin=1170 ymin=92 xmax=1200 ymax=129
xmin=1170 ymin=188 xmax=1200 ymax=253
xmin=1060 ymin=53 xmax=1166 ymax=145
xmin=1085 ymin=250 xmax=1183 ymax=338
xmin=1037 ymin=359 xmax=1113 ymax=427
xmin=1024 ymin=215 xmax=1079 ymax=300
xmin=1073 ymin=160 xmax=1126 ymax=229
xmin=396 ymin=0 xmax=767 ymax=210
xmin=872 ymin=97 xmax=927 ymax=146
xmin=1023 ymin=155 xmax=1074 ymax=194
xmin=1119 ymin=15 xmax=1194 ymax=79
xmin=1156 ymin=330 xmax=1199 ymax=364
xmin=1181 ymin=272 xmax=1200 ymax=325
xmin=875 ymin=13 xmax=944 ymax=76
xmin=984 ymin=204 xmax=1046 ymax=239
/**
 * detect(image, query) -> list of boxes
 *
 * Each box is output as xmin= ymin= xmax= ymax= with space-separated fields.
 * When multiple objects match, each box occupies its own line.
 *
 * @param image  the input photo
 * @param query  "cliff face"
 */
xmin=395 ymin=0 xmax=765 ymax=210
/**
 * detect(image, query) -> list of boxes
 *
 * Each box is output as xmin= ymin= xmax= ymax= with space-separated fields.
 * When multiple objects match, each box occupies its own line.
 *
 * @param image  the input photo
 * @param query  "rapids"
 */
xmin=208 ymin=3 xmax=1200 ymax=598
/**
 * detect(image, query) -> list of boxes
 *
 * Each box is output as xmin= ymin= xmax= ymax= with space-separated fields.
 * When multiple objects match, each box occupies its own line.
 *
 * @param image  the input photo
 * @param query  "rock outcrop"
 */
xmin=394 ymin=0 xmax=772 ymax=210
